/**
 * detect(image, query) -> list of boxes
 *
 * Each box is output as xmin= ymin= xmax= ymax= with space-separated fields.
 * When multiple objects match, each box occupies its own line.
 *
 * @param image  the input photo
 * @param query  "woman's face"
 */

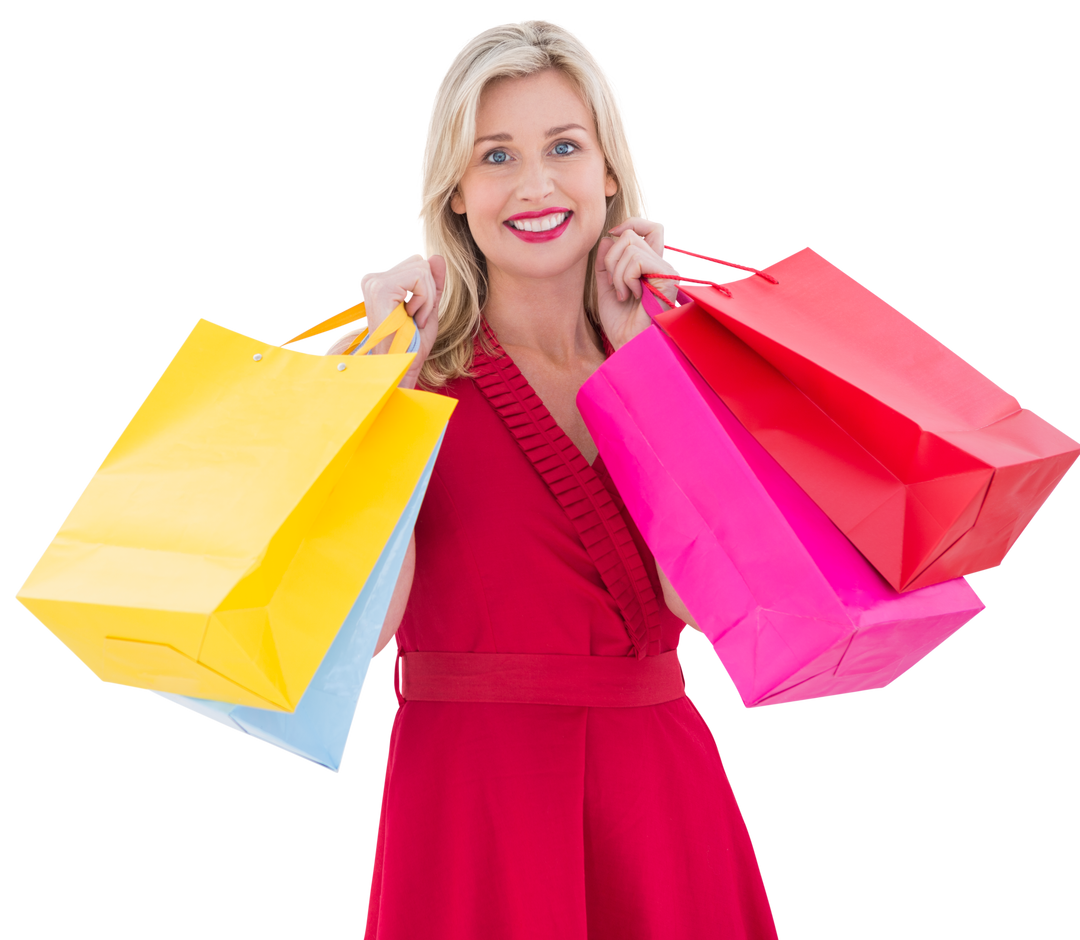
xmin=451 ymin=69 xmax=617 ymax=286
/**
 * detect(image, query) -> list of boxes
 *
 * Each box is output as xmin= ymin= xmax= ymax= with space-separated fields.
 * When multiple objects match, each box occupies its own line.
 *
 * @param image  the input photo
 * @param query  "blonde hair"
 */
xmin=419 ymin=21 xmax=644 ymax=388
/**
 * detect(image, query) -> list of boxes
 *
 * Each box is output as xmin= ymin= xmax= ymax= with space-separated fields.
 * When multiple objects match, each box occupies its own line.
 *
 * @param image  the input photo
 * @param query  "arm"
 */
xmin=656 ymin=563 xmax=701 ymax=632
xmin=373 ymin=533 xmax=416 ymax=655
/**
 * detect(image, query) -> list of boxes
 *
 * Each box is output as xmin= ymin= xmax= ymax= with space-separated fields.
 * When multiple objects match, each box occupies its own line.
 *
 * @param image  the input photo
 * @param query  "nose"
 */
xmin=515 ymin=153 xmax=554 ymax=203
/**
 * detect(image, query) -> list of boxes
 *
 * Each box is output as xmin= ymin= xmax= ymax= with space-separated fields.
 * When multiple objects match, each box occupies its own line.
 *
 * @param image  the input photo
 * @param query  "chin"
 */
xmin=499 ymin=256 xmax=584 ymax=282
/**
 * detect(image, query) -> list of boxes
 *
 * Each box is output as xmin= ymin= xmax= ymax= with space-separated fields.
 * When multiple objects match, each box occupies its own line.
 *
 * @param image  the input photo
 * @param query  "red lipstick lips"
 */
xmin=504 ymin=207 xmax=572 ymax=243
xmin=506 ymin=207 xmax=572 ymax=220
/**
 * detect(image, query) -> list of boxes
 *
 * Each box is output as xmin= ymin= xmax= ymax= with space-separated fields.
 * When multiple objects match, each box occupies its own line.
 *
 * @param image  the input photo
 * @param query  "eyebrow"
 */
xmin=473 ymin=123 xmax=589 ymax=146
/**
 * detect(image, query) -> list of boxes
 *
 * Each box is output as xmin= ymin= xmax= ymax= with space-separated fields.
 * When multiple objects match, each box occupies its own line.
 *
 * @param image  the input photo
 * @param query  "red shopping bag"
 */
xmin=653 ymin=248 xmax=1079 ymax=592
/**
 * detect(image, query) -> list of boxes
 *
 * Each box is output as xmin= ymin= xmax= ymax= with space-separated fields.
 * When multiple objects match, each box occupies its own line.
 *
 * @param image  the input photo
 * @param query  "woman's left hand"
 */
xmin=595 ymin=217 xmax=679 ymax=350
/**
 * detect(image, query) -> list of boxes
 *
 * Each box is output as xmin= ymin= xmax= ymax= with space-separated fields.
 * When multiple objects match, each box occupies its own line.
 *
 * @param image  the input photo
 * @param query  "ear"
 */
xmin=604 ymin=170 xmax=618 ymax=199
xmin=450 ymin=190 xmax=466 ymax=214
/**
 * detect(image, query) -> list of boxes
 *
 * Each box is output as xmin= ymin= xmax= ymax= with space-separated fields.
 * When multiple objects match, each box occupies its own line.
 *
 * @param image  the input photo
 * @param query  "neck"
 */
xmin=482 ymin=256 xmax=601 ymax=364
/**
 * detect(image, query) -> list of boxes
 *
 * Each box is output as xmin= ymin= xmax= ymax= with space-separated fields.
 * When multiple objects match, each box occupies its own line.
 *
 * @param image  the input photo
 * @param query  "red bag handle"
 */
xmin=639 ymin=245 xmax=777 ymax=311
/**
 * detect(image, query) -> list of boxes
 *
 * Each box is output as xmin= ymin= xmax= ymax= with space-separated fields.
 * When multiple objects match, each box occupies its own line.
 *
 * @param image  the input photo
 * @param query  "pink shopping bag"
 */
xmin=577 ymin=323 xmax=984 ymax=706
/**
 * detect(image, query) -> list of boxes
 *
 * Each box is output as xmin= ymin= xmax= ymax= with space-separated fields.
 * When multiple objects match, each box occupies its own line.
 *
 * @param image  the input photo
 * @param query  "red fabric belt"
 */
xmin=398 ymin=650 xmax=684 ymax=708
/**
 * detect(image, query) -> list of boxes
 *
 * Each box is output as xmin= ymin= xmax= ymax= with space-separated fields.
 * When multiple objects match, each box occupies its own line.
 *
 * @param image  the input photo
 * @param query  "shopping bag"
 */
xmin=662 ymin=248 xmax=1078 ymax=591
xmin=18 ymin=303 xmax=456 ymax=711
xmin=147 ymin=430 xmax=442 ymax=777
xmin=577 ymin=324 xmax=985 ymax=706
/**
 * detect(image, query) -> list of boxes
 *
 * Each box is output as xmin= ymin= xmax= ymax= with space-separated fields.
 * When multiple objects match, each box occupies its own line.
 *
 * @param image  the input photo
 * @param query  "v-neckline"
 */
xmin=471 ymin=320 xmax=662 ymax=659
xmin=484 ymin=321 xmax=616 ymax=470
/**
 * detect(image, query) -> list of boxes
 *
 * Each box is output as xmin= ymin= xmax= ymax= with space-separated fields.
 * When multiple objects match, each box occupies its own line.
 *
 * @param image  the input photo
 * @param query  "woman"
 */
xmin=344 ymin=21 xmax=778 ymax=940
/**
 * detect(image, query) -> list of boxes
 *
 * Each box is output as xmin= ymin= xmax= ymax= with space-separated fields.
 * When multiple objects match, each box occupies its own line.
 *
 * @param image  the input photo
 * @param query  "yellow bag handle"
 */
xmin=282 ymin=301 xmax=417 ymax=356
xmin=351 ymin=303 xmax=416 ymax=356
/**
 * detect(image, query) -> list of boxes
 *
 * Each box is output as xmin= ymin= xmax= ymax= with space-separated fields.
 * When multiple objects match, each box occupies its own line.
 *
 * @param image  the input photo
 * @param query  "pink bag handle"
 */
xmin=635 ymin=243 xmax=781 ymax=313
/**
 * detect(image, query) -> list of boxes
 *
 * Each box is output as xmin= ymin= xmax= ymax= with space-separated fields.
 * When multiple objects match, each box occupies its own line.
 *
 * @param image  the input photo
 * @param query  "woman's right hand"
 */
xmin=329 ymin=254 xmax=446 ymax=389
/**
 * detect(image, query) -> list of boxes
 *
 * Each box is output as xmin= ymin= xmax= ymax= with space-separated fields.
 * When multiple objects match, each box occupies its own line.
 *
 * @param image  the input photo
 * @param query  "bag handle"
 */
xmin=665 ymin=243 xmax=777 ymax=283
xmin=282 ymin=301 xmax=417 ymax=356
xmin=635 ymin=245 xmax=781 ymax=311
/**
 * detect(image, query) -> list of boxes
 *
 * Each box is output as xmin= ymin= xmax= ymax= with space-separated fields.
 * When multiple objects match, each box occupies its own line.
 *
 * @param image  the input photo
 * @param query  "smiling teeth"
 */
xmin=509 ymin=212 xmax=569 ymax=232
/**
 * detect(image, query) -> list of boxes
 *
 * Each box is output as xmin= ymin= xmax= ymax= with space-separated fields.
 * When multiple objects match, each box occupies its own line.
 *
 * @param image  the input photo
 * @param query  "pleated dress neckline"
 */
xmin=470 ymin=321 xmax=663 ymax=658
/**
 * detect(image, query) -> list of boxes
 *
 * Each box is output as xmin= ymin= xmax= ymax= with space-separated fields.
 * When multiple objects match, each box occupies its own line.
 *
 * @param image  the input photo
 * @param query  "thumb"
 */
xmin=414 ymin=254 xmax=447 ymax=331
xmin=428 ymin=254 xmax=447 ymax=300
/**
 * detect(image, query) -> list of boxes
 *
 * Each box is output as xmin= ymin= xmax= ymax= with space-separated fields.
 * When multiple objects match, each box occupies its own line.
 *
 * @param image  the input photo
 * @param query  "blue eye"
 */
xmin=553 ymin=141 xmax=576 ymax=156
xmin=486 ymin=149 xmax=510 ymax=164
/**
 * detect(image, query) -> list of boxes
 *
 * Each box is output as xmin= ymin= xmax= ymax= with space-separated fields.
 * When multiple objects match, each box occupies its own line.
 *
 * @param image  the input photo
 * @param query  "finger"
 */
xmin=627 ymin=246 xmax=677 ymax=279
xmin=358 ymin=269 xmax=380 ymax=293
xmin=405 ymin=265 xmax=437 ymax=326
xmin=641 ymin=222 xmax=664 ymax=256
xmin=410 ymin=280 xmax=432 ymax=328
xmin=428 ymin=254 xmax=447 ymax=294
xmin=608 ymin=217 xmax=650 ymax=237
xmin=603 ymin=232 xmax=636 ymax=300
xmin=615 ymin=242 xmax=678 ymax=304
xmin=412 ymin=257 xmax=446 ymax=330
xmin=388 ymin=250 xmax=421 ymax=269
xmin=612 ymin=244 xmax=647 ymax=302
xmin=417 ymin=255 xmax=447 ymax=330
xmin=595 ymin=233 xmax=619 ymax=277
xmin=610 ymin=231 xmax=647 ymax=301
xmin=609 ymin=217 xmax=664 ymax=256
xmin=604 ymin=230 xmax=635 ymax=278
xmin=617 ymin=233 xmax=656 ymax=300
xmin=604 ymin=232 xmax=635 ymax=300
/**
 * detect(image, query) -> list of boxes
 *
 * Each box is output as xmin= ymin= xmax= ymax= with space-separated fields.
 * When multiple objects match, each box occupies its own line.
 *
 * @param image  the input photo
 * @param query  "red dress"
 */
xmin=365 ymin=332 xmax=777 ymax=940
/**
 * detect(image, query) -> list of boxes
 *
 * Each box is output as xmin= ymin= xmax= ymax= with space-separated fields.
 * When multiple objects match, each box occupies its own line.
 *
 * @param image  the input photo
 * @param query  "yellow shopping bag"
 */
xmin=18 ymin=303 xmax=455 ymax=711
